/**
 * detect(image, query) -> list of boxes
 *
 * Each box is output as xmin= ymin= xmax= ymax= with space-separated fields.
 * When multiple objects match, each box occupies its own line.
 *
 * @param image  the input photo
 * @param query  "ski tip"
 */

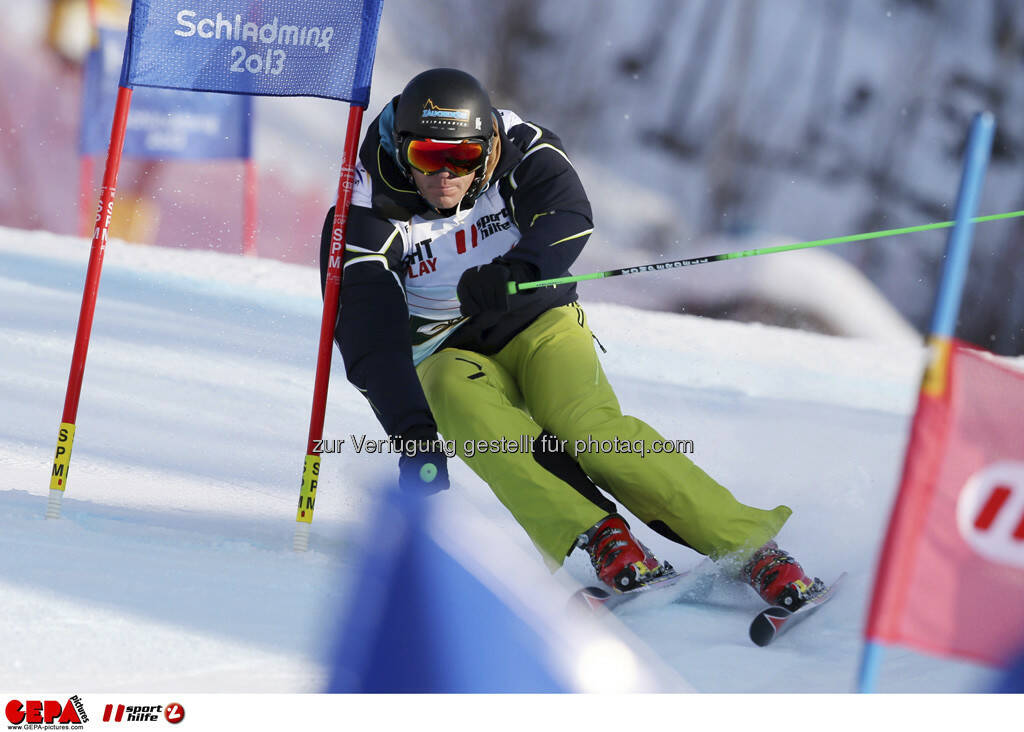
xmin=569 ymin=586 xmax=612 ymax=613
xmin=749 ymin=607 xmax=789 ymax=647
xmin=748 ymin=572 xmax=846 ymax=647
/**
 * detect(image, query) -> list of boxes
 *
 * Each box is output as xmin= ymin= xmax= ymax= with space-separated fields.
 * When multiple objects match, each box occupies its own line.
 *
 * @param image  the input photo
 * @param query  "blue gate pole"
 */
xmin=856 ymin=111 xmax=995 ymax=694
xmin=928 ymin=112 xmax=996 ymax=340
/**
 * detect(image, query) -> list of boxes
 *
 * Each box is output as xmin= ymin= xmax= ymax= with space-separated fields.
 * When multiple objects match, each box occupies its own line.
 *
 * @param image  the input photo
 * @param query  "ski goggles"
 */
xmin=402 ymin=137 xmax=489 ymax=177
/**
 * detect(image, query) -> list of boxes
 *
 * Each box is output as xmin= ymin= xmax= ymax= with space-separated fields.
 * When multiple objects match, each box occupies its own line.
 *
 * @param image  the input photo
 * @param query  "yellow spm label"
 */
xmin=49 ymin=422 xmax=76 ymax=492
xmin=296 ymin=454 xmax=320 ymax=523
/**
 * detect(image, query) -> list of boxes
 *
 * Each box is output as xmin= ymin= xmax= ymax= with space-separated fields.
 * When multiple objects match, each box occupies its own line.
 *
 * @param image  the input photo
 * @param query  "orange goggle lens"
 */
xmin=405 ymin=138 xmax=486 ymax=176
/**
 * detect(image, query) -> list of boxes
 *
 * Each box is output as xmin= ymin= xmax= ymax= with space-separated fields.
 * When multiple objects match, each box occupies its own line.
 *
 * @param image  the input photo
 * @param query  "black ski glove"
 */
xmin=456 ymin=260 xmax=536 ymax=317
xmin=397 ymin=430 xmax=450 ymax=495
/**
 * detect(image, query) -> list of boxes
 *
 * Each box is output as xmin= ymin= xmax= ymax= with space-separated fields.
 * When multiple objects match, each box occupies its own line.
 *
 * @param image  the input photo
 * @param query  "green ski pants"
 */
xmin=416 ymin=303 xmax=791 ymax=567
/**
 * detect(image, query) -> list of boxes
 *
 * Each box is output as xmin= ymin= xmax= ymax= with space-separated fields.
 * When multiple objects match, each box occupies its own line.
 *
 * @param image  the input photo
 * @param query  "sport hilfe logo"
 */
xmin=5 ymin=697 xmax=88 ymax=726
xmin=101 ymin=703 xmax=185 ymax=724
xmin=104 ymin=703 xmax=162 ymax=722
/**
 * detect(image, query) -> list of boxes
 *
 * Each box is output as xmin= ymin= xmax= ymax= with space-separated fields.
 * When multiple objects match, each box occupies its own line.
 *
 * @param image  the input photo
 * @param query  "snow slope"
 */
xmin=0 ymin=227 xmax=1002 ymax=693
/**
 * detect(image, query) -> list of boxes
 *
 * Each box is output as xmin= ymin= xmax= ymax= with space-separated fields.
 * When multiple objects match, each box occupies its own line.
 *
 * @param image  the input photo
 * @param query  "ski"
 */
xmin=571 ymin=559 xmax=718 ymax=612
xmin=748 ymin=572 xmax=846 ymax=647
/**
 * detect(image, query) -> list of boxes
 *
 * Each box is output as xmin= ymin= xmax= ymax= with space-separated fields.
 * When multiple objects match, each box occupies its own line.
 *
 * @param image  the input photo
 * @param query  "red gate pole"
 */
xmin=293 ymin=104 xmax=364 ymax=551
xmin=47 ymin=86 xmax=134 ymax=520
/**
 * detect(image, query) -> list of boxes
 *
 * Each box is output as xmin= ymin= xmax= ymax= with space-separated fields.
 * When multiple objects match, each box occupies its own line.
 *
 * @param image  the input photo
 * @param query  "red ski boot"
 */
xmin=742 ymin=541 xmax=824 ymax=608
xmin=578 ymin=515 xmax=671 ymax=592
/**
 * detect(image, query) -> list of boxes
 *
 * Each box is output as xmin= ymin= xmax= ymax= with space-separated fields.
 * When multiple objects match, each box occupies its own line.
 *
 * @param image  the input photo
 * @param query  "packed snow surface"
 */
xmin=0 ymin=227 xmax=1000 ymax=692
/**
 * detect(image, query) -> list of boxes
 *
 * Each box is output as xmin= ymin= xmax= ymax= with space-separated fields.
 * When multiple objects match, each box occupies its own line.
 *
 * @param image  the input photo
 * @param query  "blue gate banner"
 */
xmin=81 ymin=27 xmax=252 ymax=159
xmin=328 ymin=487 xmax=571 ymax=693
xmin=119 ymin=0 xmax=383 ymax=104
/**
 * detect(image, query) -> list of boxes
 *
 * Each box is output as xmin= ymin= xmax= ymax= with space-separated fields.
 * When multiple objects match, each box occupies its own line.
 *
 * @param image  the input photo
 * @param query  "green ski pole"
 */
xmin=508 ymin=210 xmax=1024 ymax=294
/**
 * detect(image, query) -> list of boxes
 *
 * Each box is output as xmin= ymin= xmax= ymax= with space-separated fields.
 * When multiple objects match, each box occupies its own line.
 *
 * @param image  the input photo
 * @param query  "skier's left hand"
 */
xmin=457 ymin=259 xmax=535 ymax=316
xmin=457 ymin=262 xmax=513 ymax=316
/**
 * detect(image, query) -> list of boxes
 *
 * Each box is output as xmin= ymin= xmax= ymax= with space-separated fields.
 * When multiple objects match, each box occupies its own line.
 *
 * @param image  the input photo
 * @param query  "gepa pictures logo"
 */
xmin=5 ymin=696 xmax=88 ymax=728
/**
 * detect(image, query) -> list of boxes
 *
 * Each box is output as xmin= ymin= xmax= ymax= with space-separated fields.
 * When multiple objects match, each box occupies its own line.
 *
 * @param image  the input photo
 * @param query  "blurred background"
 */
xmin=3 ymin=0 xmax=1023 ymax=354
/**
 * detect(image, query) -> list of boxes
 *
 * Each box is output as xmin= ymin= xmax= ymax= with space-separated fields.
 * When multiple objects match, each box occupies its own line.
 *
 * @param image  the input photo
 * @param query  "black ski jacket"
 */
xmin=319 ymin=100 xmax=593 ymax=439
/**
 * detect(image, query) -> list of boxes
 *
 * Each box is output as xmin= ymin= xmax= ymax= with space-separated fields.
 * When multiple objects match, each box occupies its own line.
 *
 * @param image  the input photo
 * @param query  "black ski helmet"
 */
xmin=393 ymin=68 xmax=496 ymax=201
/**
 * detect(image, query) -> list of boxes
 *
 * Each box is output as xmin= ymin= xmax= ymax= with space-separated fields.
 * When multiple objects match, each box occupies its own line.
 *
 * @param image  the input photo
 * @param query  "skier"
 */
xmin=320 ymin=68 xmax=821 ymax=607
